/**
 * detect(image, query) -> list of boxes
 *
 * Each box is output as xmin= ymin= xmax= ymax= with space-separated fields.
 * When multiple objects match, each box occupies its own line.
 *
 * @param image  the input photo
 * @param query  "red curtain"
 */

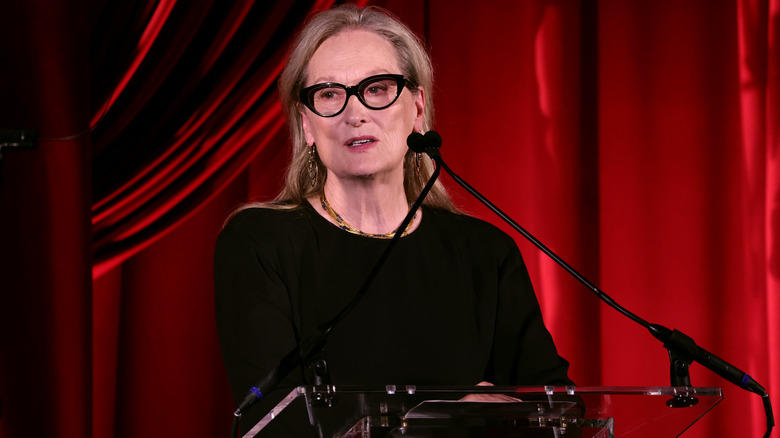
xmin=0 ymin=0 xmax=777 ymax=437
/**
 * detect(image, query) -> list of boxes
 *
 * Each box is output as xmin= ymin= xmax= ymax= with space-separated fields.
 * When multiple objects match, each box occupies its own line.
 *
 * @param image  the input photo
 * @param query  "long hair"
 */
xmin=251 ymin=4 xmax=458 ymax=213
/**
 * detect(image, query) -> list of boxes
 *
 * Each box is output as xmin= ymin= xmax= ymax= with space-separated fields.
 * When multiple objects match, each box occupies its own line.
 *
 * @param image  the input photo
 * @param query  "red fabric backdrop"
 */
xmin=0 ymin=0 xmax=777 ymax=437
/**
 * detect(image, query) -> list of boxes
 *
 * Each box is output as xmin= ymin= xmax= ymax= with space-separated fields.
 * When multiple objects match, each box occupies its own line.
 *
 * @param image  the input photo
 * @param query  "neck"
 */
xmin=318 ymin=177 xmax=411 ymax=235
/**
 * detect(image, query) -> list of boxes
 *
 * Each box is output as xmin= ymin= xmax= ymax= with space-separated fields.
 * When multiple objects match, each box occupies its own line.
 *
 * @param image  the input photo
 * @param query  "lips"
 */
xmin=348 ymin=139 xmax=374 ymax=146
xmin=345 ymin=136 xmax=377 ymax=147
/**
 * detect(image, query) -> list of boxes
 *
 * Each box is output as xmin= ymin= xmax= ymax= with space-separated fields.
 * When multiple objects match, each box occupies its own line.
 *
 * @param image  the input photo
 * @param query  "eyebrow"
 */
xmin=307 ymin=70 xmax=394 ymax=86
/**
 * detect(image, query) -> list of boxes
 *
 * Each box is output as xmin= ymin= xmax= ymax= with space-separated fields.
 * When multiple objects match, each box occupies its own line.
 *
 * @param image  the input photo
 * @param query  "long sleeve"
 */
xmin=214 ymin=210 xmax=307 ymax=431
xmin=490 ymin=241 xmax=573 ymax=386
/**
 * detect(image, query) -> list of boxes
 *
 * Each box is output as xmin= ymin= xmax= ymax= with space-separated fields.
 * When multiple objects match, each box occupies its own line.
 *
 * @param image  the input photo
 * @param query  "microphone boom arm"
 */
xmin=414 ymin=132 xmax=774 ymax=437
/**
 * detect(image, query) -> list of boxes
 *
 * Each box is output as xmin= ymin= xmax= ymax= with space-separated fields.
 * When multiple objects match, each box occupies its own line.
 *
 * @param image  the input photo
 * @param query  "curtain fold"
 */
xmin=90 ymin=1 xmax=335 ymax=277
xmin=0 ymin=2 xmax=93 ymax=437
xmin=738 ymin=0 xmax=777 ymax=434
xmin=758 ymin=0 xmax=779 ymax=432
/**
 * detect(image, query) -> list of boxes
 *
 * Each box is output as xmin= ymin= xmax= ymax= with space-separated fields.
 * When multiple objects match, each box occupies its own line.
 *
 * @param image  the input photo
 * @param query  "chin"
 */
xmin=337 ymin=160 xmax=403 ymax=182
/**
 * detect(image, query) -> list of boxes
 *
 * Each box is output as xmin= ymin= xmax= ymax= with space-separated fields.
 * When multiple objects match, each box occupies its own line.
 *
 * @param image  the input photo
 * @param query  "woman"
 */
xmin=214 ymin=4 xmax=571 ymax=433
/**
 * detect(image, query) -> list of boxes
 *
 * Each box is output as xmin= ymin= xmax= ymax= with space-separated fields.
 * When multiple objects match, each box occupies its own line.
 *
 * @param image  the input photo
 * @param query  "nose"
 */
xmin=342 ymin=94 xmax=367 ymax=126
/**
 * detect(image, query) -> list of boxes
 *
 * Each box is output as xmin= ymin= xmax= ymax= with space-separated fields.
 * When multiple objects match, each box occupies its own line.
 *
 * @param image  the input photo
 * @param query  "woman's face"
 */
xmin=301 ymin=29 xmax=425 ymax=185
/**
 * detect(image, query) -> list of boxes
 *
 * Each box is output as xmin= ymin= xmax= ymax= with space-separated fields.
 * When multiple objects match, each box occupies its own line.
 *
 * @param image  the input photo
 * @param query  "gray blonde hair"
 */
xmin=264 ymin=4 xmax=457 ymax=212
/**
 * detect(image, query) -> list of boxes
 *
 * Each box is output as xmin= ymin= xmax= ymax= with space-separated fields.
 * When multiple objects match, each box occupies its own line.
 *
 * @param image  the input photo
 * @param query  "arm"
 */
xmin=213 ymin=213 xmax=302 ymax=429
xmin=490 ymin=241 xmax=573 ymax=386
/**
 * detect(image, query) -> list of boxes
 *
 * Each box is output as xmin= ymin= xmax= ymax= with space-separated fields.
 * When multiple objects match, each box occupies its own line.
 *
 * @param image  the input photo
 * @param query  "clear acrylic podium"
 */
xmin=243 ymin=385 xmax=722 ymax=437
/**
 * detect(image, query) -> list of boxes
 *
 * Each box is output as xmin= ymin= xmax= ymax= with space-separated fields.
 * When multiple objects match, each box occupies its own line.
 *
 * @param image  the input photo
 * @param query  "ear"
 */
xmin=300 ymin=108 xmax=316 ymax=146
xmin=412 ymin=87 xmax=426 ymax=133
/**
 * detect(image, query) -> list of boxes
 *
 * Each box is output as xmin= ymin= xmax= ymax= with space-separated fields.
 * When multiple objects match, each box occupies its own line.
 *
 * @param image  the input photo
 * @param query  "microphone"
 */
xmin=652 ymin=325 xmax=768 ymax=396
xmin=407 ymin=131 xmax=442 ymax=157
xmin=413 ymin=130 xmax=774 ymax=438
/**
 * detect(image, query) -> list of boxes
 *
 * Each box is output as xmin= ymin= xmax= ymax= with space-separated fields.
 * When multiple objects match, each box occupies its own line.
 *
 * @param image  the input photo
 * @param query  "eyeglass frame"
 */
xmin=299 ymin=74 xmax=412 ymax=118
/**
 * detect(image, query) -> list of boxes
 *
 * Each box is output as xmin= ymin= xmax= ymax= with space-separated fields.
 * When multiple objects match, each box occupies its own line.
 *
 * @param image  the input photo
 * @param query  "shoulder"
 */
xmin=423 ymin=209 xmax=522 ymax=264
xmin=218 ymin=204 xmax=313 ymax=248
xmin=225 ymin=204 xmax=308 ymax=229
xmin=420 ymin=208 xmax=529 ymax=281
xmin=425 ymin=207 xmax=514 ymax=242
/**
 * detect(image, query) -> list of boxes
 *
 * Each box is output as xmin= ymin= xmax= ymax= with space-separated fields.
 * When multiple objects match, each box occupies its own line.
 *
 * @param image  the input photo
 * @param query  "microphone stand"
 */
xmin=409 ymin=131 xmax=774 ymax=438
xmin=229 ymin=156 xmax=443 ymax=438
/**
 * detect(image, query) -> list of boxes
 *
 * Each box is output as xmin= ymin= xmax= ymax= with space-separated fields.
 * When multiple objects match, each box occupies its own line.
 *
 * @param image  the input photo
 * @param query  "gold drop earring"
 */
xmin=308 ymin=144 xmax=319 ymax=187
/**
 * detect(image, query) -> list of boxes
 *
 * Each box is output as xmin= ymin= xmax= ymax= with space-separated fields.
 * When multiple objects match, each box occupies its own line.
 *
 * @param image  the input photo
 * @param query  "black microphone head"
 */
xmin=423 ymin=130 xmax=442 ymax=149
xmin=407 ymin=131 xmax=442 ymax=157
xmin=407 ymin=131 xmax=425 ymax=153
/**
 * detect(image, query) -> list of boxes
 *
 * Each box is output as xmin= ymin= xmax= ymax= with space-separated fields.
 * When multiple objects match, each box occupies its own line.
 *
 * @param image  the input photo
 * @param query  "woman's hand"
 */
xmin=459 ymin=381 xmax=523 ymax=402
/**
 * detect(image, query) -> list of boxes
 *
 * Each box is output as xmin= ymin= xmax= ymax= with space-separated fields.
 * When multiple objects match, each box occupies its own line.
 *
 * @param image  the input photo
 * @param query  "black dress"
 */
xmin=214 ymin=203 xmax=571 ymax=432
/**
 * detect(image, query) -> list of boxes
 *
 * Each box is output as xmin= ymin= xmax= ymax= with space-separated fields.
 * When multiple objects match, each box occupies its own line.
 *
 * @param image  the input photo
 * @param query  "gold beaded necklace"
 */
xmin=319 ymin=193 xmax=415 ymax=239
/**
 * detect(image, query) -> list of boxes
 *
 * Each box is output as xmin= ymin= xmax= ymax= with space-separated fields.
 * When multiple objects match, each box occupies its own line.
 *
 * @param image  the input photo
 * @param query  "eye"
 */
xmin=366 ymin=84 xmax=387 ymax=94
xmin=365 ymin=83 xmax=390 ymax=96
xmin=315 ymin=87 xmax=344 ymax=100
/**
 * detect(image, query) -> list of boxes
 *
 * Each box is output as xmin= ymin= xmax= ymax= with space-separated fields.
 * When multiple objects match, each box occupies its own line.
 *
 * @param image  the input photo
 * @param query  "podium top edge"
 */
xmin=291 ymin=385 xmax=723 ymax=397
